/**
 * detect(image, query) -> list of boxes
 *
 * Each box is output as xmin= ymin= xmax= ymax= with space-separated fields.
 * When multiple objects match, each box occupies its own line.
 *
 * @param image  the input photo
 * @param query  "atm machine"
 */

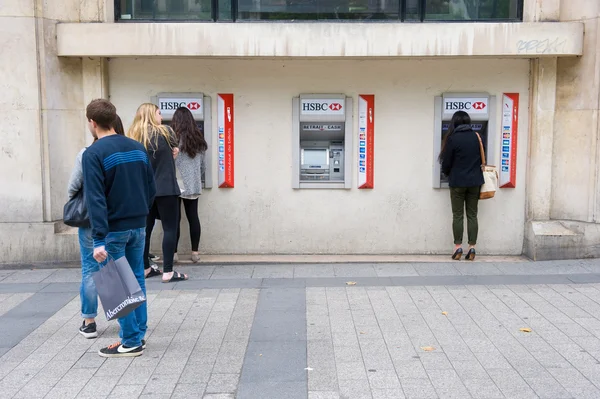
xmin=292 ymin=94 xmax=353 ymax=189
xmin=432 ymin=93 xmax=496 ymax=188
xmin=152 ymin=92 xmax=213 ymax=189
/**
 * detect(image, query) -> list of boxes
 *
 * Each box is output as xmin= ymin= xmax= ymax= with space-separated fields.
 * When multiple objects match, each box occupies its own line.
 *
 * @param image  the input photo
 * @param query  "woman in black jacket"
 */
xmin=439 ymin=111 xmax=484 ymax=261
xmin=128 ymin=103 xmax=188 ymax=283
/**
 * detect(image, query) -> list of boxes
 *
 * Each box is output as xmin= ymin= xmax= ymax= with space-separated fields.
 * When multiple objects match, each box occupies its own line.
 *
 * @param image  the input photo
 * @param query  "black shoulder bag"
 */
xmin=63 ymin=188 xmax=90 ymax=228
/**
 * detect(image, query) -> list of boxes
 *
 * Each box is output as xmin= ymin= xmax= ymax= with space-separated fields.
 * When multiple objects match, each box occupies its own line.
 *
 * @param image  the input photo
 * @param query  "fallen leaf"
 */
xmin=421 ymin=346 xmax=436 ymax=352
xmin=346 ymin=281 xmax=357 ymax=286
xmin=519 ymin=328 xmax=532 ymax=333
xmin=442 ymin=311 xmax=448 ymax=316
xmin=259 ymin=354 xmax=263 ymax=356
xmin=360 ymin=331 xmax=366 ymax=335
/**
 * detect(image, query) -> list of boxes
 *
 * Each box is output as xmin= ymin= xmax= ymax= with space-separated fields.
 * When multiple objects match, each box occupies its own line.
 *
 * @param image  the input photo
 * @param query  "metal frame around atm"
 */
xmin=152 ymin=92 xmax=213 ymax=189
xmin=292 ymin=94 xmax=353 ymax=189
xmin=432 ymin=93 xmax=497 ymax=189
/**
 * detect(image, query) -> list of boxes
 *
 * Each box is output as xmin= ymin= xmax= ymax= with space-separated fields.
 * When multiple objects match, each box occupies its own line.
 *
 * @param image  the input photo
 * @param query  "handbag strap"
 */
xmin=475 ymin=132 xmax=486 ymax=167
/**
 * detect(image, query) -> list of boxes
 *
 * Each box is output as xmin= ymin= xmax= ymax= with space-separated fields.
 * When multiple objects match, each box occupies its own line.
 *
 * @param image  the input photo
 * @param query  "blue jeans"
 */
xmin=104 ymin=227 xmax=148 ymax=348
xmin=79 ymin=228 xmax=98 ymax=319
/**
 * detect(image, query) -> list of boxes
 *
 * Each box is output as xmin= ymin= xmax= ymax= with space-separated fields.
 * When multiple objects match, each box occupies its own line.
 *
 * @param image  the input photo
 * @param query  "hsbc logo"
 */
xmin=444 ymin=99 xmax=488 ymax=112
xmin=160 ymin=101 xmax=187 ymax=111
xmin=158 ymin=97 xmax=203 ymax=115
xmin=300 ymin=99 xmax=345 ymax=116
xmin=302 ymin=102 xmax=343 ymax=112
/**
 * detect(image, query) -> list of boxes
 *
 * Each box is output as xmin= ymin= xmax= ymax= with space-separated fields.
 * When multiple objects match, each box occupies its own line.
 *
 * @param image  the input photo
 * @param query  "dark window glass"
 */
xmin=117 ymin=0 xmax=213 ymax=20
xmin=425 ymin=0 xmax=521 ymax=21
xmin=404 ymin=0 xmax=419 ymax=20
xmin=115 ymin=0 xmax=522 ymax=21
xmin=237 ymin=0 xmax=400 ymax=20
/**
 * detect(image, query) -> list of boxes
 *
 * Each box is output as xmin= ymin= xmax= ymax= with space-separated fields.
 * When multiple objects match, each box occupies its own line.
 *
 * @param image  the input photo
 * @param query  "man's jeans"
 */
xmin=104 ymin=227 xmax=147 ymax=348
xmin=79 ymin=228 xmax=99 ymax=319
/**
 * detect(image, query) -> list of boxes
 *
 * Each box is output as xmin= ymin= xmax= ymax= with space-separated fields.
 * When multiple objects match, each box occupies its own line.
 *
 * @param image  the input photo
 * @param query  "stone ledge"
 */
xmin=57 ymin=21 xmax=584 ymax=58
xmin=524 ymin=220 xmax=600 ymax=261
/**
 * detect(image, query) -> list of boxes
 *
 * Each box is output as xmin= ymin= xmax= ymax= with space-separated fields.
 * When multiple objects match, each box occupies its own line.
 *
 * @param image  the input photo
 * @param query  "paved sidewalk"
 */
xmin=1 ymin=261 xmax=600 ymax=398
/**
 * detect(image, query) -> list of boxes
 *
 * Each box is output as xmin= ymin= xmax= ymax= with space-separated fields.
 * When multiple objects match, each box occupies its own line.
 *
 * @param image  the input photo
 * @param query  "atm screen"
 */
xmin=303 ymin=149 xmax=328 ymax=166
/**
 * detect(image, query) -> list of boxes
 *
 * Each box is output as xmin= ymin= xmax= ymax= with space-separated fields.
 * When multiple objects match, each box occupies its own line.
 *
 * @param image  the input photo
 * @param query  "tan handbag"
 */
xmin=475 ymin=133 xmax=498 ymax=200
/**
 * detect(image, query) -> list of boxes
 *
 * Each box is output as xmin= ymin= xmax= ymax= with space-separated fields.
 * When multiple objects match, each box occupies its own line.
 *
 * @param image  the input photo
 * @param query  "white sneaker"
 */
xmin=191 ymin=253 xmax=200 ymax=263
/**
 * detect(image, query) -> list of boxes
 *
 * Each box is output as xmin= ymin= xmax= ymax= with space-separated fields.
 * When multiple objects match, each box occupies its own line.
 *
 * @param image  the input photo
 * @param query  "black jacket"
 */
xmin=441 ymin=125 xmax=485 ymax=188
xmin=147 ymin=127 xmax=181 ymax=197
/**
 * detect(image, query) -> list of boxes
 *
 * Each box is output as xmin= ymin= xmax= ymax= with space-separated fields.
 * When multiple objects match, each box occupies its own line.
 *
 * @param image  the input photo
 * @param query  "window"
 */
xmin=115 ymin=0 xmax=522 ymax=21
xmin=238 ymin=0 xmax=400 ymax=21
xmin=425 ymin=0 xmax=522 ymax=21
xmin=116 ymin=0 xmax=213 ymax=20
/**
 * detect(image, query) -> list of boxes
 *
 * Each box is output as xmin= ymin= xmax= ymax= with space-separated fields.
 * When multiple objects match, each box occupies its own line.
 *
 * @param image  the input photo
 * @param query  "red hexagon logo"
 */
xmin=329 ymin=103 xmax=342 ymax=111
xmin=187 ymin=102 xmax=201 ymax=110
xmin=472 ymin=102 xmax=486 ymax=110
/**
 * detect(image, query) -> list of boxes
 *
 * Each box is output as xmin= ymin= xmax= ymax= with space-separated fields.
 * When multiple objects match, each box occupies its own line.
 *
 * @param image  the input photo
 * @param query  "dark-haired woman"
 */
xmin=171 ymin=107 xmax=207 ymax=263
xmin=439 ymin=111 xmax=484 ymax=261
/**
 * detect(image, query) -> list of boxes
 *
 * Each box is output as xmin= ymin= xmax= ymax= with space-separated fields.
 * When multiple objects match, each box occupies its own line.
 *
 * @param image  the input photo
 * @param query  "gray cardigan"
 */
xmin=67 ymin=148 xmax=86 ymax=199
xmin=175 ymin=150 xmax=206 ymax=199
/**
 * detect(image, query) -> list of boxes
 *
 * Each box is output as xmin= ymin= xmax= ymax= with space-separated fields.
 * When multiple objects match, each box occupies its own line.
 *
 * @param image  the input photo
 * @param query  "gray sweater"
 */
xmin=176 ymin=150 xmax=206 ymax=199
xmin=67 ymin=148 xmax=86 ymax=199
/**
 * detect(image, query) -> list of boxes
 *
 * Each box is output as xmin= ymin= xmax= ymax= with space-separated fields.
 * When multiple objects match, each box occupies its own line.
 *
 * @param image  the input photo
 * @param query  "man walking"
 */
xmin=83 ymin=99 xmax=156 ymax=358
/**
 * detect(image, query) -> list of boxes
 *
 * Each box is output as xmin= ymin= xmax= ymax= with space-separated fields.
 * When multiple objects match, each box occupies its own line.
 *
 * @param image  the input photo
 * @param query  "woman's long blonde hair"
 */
xmin=127 ymin=103 xmax=173 ymax=150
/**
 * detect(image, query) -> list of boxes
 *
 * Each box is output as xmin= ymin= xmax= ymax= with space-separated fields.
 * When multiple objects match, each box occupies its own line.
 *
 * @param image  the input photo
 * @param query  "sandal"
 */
xmin=162 ymin=271 xmax=189 ymax=283
xmin=145 ymin=265 xmax=162 ymax=278
xmin=452 ymin=248 xmax=463 ymax=260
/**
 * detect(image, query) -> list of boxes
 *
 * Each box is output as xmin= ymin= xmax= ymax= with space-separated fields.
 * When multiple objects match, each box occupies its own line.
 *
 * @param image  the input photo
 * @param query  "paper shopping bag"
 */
xmin=92 ymin=256 xmax=146 ymax=321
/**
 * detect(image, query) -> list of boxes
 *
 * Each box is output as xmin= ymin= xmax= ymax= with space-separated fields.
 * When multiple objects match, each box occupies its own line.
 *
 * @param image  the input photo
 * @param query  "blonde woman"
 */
xmin=128 ymin=103 xmax=188 ymax=283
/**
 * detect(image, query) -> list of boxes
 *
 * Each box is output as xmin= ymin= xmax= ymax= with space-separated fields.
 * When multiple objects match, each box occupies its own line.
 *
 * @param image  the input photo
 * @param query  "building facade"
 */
xmin=0 ymin=0 xmax=597 ymax=263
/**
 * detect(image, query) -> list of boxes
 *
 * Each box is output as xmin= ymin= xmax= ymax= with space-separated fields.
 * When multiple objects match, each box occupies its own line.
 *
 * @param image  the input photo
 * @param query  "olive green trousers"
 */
xmin=450 ymin=186 xmax=480 ymax=245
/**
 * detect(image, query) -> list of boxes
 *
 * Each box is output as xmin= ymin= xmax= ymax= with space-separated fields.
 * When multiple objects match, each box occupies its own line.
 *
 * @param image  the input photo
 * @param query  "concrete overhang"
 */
xmin=57 ymin=22 xmax=583 ymax=58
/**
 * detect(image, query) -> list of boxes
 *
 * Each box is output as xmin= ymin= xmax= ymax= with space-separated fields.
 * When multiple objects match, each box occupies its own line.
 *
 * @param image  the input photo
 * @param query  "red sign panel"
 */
xmin=500 ymin=93 xmax=519 ymax=189
xmin=358 ymin=95 xmax=375 ymax=189
xmin=217 ymin=94 xmax=234 ymax=188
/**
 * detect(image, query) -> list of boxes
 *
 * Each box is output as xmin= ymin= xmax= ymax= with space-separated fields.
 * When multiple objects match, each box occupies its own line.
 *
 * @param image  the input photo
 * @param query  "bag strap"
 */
xmin=475 ymin=132 xmax=486 ymax=167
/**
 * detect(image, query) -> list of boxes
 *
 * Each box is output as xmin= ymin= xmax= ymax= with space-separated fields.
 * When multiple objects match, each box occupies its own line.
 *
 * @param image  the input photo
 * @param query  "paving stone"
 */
xmin=142 ymin=374 xmax=180 ymax=395
xmin=371 ymin=389 xmax=406 ymax=399
xmin=171 ymin=383 xmax=207 ymax=399
xmin=43 ymin=385 xmax=84 ymax=399
xmin=367 ymin=369 xmax=401 ymax=389
xmin=95 ymin=358 xmax=134 ymax=377
xmin=108 ymin=384 xmax=145 ymax=398
xmin=205 ymin=373 xmax=240 ymax=394
xmin=178 ymin=363 xmax=213 ymax=384
xmin=399 ymin=378 xmax=438 ymax=399
xmin=11 ymin=380 xmax=55 ymax=399
xmin=77 ymin=376 xmax=119 ymax=398
xmin=118 ymin=366 xmax=156 ymax=386
xmin=462 ymin=378 xmax=504 ymax=398
xmin=309 ymin=392 xmax=341 ymax=399
xmin=338 ymin=379 xmax=373 ymax=399
xmin=524 ymin=376 xmax=574 ymax=398
xmin=420 ymin=352 xmax=454 ymax=370
xmin=336 ymin=362 xmax=368 ymax=381
xmin=487 ymin=369 xmax=539 ymax=398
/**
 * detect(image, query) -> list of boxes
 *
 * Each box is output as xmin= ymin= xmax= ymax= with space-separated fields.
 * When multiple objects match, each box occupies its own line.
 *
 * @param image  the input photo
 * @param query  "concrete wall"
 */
xmin=552 ymin=0 xmax=600 ymax=223
xmin=0 ymin=1 xmax=104 ymax=263
xmin=57 ymin=21 xmax=584 ymax=58
xmin=109 ymin=58 xmax=530 ymax=255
